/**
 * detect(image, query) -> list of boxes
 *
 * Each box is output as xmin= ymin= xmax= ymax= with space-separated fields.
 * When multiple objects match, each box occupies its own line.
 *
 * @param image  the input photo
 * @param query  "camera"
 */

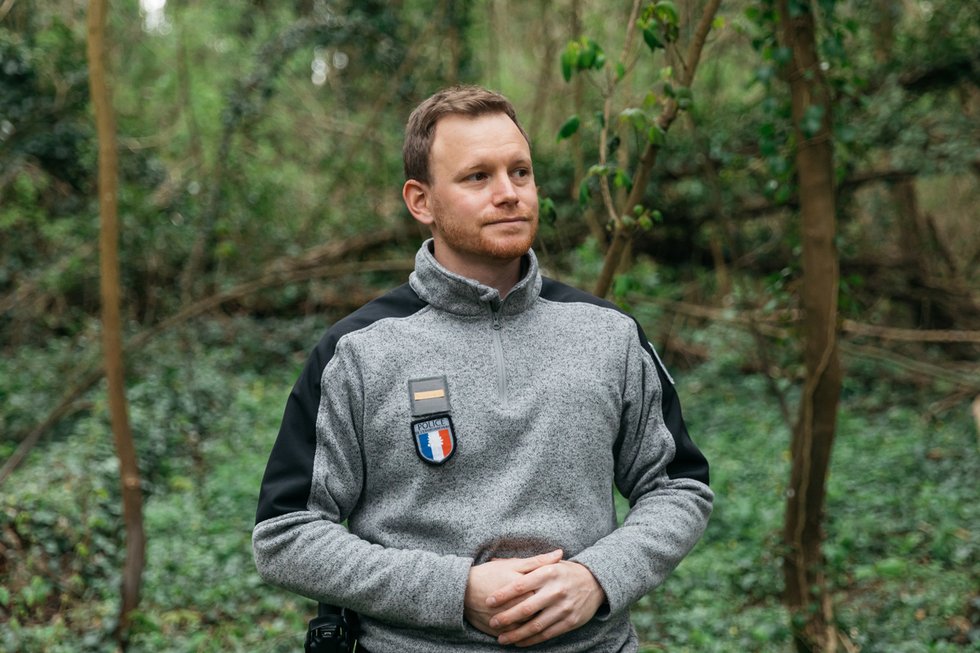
xmin=305 ymin=605 xmax=359 ymax=653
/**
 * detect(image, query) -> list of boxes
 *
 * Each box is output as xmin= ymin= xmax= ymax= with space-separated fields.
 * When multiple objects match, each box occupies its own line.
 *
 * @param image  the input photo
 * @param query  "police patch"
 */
xmin=411 ymin=415 xmax=456 ymax=465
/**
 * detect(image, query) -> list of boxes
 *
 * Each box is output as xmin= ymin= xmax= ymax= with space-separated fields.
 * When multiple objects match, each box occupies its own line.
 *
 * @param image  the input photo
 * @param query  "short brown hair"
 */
xmin=403 ymin=85 xmax=530 ymax=184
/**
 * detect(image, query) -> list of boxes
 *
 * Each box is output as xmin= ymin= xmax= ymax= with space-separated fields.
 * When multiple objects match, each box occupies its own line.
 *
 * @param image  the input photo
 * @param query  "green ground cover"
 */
xmin=1 ymin=318 xmax=977 ymax=652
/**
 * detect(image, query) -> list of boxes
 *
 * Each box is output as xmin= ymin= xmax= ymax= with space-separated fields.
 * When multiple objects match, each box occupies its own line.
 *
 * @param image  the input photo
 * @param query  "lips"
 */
xmin=485 ymin=216 xmax=530 ymax=226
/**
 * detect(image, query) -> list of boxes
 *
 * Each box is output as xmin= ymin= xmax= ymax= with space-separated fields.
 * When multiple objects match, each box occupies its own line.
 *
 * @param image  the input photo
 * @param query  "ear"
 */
xmin=402 ymin=179 xmax=434 ymax=226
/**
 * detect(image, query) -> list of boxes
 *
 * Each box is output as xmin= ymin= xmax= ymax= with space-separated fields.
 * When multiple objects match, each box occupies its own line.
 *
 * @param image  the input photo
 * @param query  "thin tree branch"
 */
xmin=0 ymin=0 xmax=17 ymax=23
xmin=593 ymin=0 xmax=722 ymax=298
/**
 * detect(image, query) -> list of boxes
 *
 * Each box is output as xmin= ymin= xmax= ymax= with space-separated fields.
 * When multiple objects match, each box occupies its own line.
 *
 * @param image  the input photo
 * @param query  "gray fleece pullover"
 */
xmin=253 ymin=241 xmax=713 ymax=652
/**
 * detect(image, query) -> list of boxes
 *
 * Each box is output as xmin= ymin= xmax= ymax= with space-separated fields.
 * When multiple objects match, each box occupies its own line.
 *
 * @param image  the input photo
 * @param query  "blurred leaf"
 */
xmin=578 ymin=179 xmax=592 ymax=207
xmin=655 ymin=1 xmax=680 ymax=26
xmin=557 ymin=115 xmax=580 ymax=141
xmin=539 ymin=196 xmax=557 ymax=224
xmin=642 ymin=25 xmax=664 ymax=51
xmin=675 ymin=85 xmax=693 ymax=109
xmin=619 ymin=107 xmax=649 ymax=132
xmin=560 ymin=42 xmax=578 ymax=82
xmin=800 ymin=104 xmax=825 ymax=137
xmin=613 ymin=169 xmax=632 ymax=191
xmin=648 ymin=124 xmax=667 ymax=146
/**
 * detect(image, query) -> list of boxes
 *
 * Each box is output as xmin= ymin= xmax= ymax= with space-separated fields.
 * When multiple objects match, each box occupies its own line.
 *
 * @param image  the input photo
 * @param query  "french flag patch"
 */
xmin=411 ymin=415 xmax=457 ymax=465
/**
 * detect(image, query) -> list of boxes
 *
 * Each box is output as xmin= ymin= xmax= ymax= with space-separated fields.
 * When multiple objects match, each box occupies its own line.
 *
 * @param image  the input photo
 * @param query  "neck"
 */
xmin=432 ymin=247 xmax=524 ymax=298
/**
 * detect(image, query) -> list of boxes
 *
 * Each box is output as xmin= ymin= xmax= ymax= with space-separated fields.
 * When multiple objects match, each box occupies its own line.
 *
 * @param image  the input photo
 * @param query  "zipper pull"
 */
xmin=489 ymin=301 xmax=502 ymax=330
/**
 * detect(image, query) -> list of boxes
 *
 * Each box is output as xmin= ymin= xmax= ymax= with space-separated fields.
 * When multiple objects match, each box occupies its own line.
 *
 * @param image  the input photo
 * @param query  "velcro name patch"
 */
xmin=408 ymin=376 xmax=451 ymax=416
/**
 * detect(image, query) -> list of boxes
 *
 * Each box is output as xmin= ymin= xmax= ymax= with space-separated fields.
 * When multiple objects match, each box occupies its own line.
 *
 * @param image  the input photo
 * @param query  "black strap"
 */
xmin=306 ymin=603 xmax=360 ymax=653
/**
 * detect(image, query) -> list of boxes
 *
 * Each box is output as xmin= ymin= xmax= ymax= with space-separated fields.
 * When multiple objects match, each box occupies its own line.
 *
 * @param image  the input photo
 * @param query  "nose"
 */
xmin=492 ymin=175 xmax=519 ymax=206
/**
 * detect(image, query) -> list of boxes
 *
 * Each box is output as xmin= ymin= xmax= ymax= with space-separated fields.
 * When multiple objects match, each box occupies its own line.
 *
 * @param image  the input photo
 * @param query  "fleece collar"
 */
xmin=409 ymin=239 xmax=542 ymax=317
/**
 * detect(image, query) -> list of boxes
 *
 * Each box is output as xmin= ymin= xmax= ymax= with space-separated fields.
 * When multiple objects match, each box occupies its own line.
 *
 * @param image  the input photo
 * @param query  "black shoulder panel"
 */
xmin=255 ymin=283 xmax=428 ymax=524
xmin=539 ymin=278 xmax=709 ymax=485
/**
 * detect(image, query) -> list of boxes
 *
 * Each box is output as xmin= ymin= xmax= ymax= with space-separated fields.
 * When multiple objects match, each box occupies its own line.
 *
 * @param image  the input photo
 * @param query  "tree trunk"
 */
xmin=776 ymin=1 xmax=843 ymax=652
xmin=528 ymin=0 xmax=557 ymax=138
xmin=86 ymin=0 xmax=146 ymax=647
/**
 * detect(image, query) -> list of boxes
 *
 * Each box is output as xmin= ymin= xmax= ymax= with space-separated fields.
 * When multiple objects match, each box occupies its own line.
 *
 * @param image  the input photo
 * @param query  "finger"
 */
xmin=486 ymin=550 xmax=562 ymax=609
xmin=497 ymin=605 xmax=571 ymax=647
xmin=509 ymin=619 xmax=574 ymax=648
xmin=511 ymin=548 xmax=563 ymax=573
xmin=492 ymin=591 xmax=534 ymax=614
xmin=489 ymin=589 xmax=551 ymax=630
xmin=486 ymin=564 xmax=555 ymax=611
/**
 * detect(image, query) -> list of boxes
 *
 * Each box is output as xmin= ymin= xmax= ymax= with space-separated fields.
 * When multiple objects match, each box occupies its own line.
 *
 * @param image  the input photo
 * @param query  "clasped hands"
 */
xmin=463 ymin=549 xmax=606 ymax=648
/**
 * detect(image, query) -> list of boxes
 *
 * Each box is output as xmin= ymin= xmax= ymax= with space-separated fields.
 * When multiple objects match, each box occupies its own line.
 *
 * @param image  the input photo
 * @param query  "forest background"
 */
xmin=1 ymin=0 xmax=978 ymax=651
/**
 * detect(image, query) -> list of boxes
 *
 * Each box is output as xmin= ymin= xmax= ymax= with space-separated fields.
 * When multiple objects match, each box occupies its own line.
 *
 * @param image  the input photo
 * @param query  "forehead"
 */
xmin=429 ymin=113 xmax=530 ymax=172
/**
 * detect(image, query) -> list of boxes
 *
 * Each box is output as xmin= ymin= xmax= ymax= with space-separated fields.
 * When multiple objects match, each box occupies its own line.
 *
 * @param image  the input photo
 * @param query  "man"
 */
xmin=253 ymin=85 xmax=712 ymax=652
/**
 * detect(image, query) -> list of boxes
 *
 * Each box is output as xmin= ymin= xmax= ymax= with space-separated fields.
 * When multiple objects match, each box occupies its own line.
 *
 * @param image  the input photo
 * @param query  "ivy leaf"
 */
xmin=578 ymin=179 xmax=592 ymax=207
xmin=613 ymin=169 xmax=633 ymax=192
xmin=655 ymin=1 xmax=680 ymax=25
xmin=560 ymin=42 xmax=579 ymax=82
xmin=642 ymin=26 xmax=664 ymax=51
xmin=557 ymin=115 xmax=581 ymax=141
xmin=578 ymin=45 xmax=595 ymax=69
xmin=674 ymin=86 xmax=693 ymax=109
xmin=539 ymin=196 xmax=557 ymax=224
xmin=648 ymin=124 xmax=667 ymax=146
xmin=607 ymin=134 xmax=621 ymax=157
xmin=619 ymin=107 xmax=648 ymax=132
xmin=801 ymin=104 xmax=825 ymax=137
xmin=836 ymin=123 xmax=857 ymax=144
xmin=612 ymin=273 xmax=634 ymax=300
xmin=577 ymin=37 xmax=605 ymax=71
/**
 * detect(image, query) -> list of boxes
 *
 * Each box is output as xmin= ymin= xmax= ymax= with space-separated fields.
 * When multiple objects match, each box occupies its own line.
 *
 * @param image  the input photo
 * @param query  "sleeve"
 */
xmin=251 ymin=334 xmax=473 ymax=631
xmin=570 ymin=326 xmax=713 ymax=617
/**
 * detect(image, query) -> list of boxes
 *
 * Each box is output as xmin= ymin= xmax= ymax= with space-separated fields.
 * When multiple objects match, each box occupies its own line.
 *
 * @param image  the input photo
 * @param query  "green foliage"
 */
xmin=639 ymin=0 xmax=681 ymax=52
xmin=0 ymin=18 xmax=92 ymax=193
xmin=560 ymin=37 xmax=606 ymax=82
xmin=634 ymin=334 xmax=979 ymax=651
xmin=556 ymin=114 xmax=581 ymax=141
xmin=0 ymin=18 xmax=100 ymax=337
xmin=0 ymin=1 xmax=467 ymax=344
xmin=0 ymin=318 xmax=328 ymax=652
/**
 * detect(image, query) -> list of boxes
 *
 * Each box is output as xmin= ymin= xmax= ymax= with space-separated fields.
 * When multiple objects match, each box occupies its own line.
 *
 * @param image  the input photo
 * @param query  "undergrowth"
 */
xmin=1 ymin=317 xmax=977 ymax=652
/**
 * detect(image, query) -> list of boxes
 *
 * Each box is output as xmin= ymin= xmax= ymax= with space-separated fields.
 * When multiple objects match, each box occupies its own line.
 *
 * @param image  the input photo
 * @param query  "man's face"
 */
xmin=422 ymin=113 xmax=539 ymax=266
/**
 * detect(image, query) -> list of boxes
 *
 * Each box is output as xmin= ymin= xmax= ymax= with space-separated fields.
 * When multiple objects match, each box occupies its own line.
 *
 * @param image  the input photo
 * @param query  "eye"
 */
xmin=465 ymin=171 xmax=489 ymax=182
xmin=512 ymin=167 xmax=532 ymax=180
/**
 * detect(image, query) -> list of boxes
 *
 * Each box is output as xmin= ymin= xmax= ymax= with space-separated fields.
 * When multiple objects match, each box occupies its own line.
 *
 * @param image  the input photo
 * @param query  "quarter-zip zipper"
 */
xmin=488 ymin=301 xmax=506 ymax=403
